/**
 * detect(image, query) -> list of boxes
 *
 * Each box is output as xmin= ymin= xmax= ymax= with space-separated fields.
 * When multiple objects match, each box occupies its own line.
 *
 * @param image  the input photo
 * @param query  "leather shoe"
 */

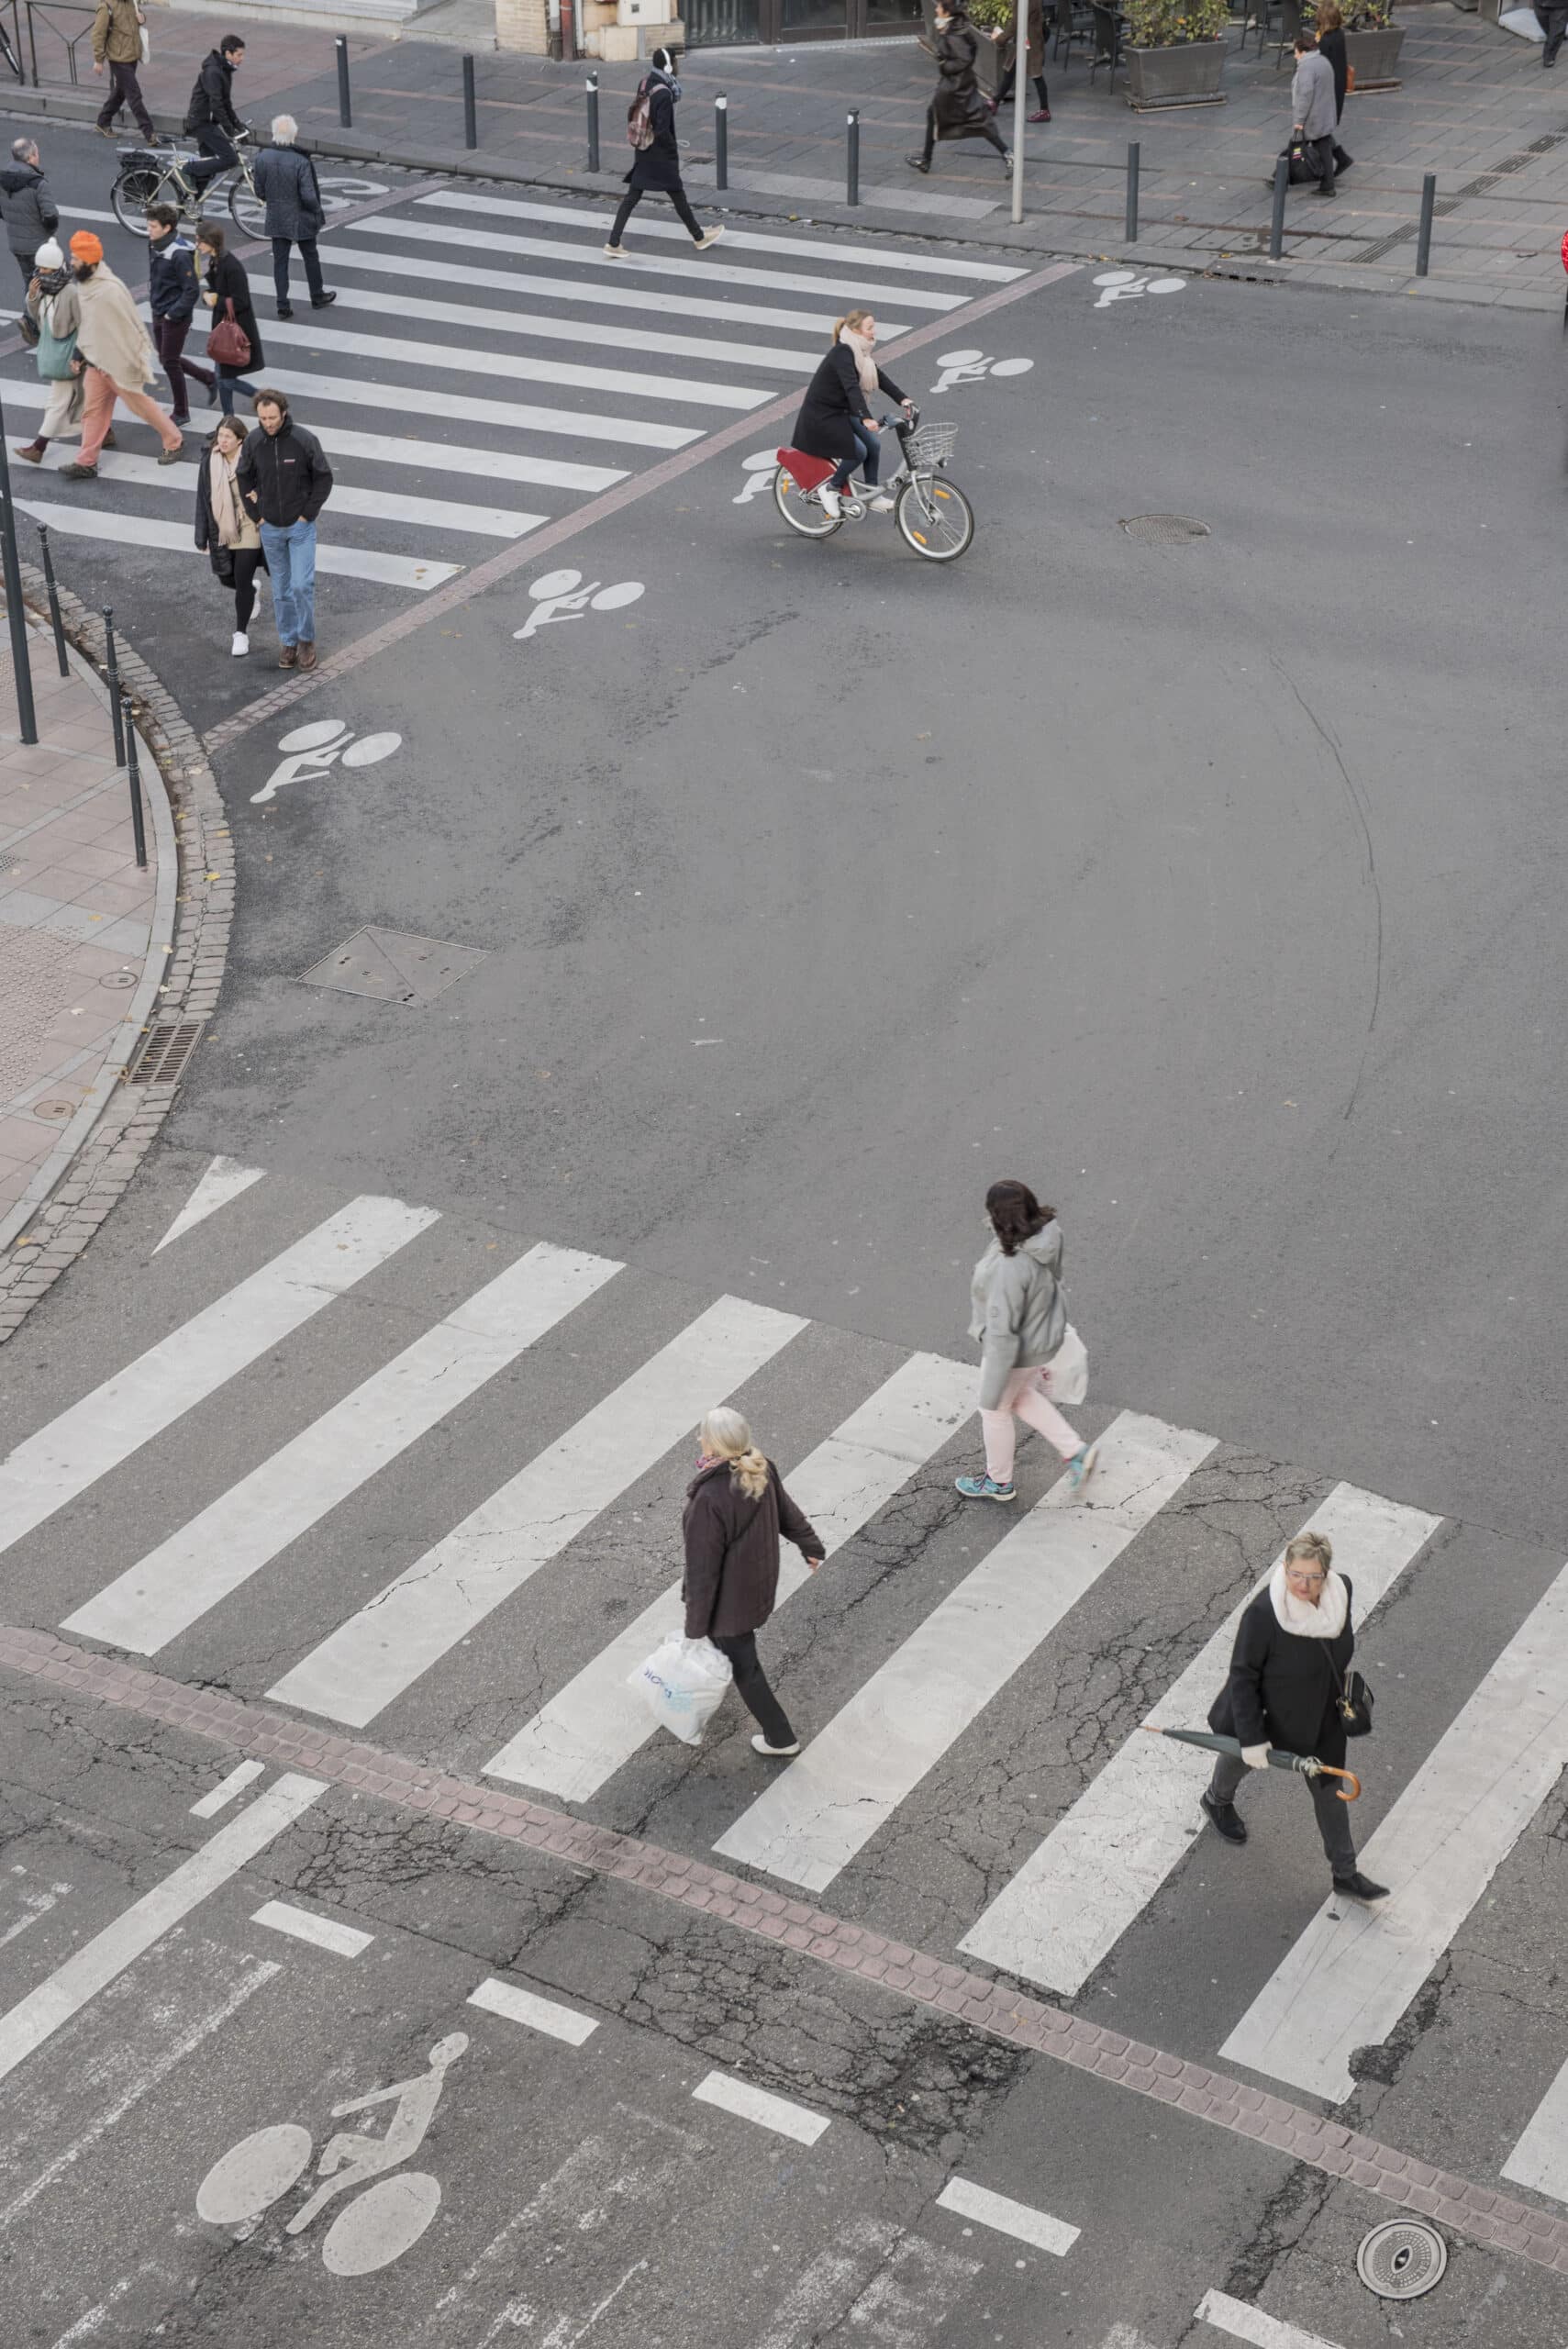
xmin=1200 ymin=1790 xmax=1248 ymax=1845
xmin=1332 ymin=1871 xmax=1389 ymax=1902
xmin=296 ymin=641 xmax=317 ymax=671
xmin=276 ymin=302 xmax=295 ymax=319
xmin=311 ymin=291 xmax=338 ymax=308
xmin=278 ymin=645 xmax=297 ymax=668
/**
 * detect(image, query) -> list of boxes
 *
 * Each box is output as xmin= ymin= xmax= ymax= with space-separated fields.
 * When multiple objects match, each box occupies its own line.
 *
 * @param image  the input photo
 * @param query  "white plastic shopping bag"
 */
xmin=628 ymin=1632 xmax=733 ymax=1747
xmin=1040 ymin=1323 xmax=1088 ymax=1407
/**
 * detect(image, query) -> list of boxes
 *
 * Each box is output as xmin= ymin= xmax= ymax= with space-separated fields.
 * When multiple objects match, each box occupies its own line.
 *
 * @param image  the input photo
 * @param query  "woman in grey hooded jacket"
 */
xmin=956 ymin=1179 xmax=1097 ymax=1503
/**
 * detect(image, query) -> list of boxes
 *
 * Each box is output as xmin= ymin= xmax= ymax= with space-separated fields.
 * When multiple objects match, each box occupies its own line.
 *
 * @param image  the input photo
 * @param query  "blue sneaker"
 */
xmin=955 ymin=1474 xmax=1016 ymax=1502
xmin=1066 ymin=1442 xmax=1099 ymax=1492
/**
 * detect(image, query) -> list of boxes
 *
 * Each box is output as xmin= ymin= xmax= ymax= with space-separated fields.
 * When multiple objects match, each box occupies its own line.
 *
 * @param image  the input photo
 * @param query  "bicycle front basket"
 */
xmin=908 ymin=421 xmax=958 ymax=466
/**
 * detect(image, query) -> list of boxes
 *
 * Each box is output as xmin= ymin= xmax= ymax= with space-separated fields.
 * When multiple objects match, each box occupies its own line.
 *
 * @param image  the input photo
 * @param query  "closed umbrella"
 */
xmin=1145 ymin=1725 xmax=1360 ymax=1802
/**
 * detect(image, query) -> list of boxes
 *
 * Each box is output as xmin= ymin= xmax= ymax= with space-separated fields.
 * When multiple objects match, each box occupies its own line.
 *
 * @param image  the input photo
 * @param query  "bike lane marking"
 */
xmin=467 ymin=1976 xmax=598 ymax=2046
xmin=934 ymin=2176 xmax=1079 ymax=2257
xmin=205 ymin=256 xmax=1084 ymax=751
xmin=250 ymin=1899 xmax=373 ymax=1959
xmin=0 ymin=1774 xmax=323 ymax=2087
xmin=693 ymin=2070 xmax=831 ymax=2146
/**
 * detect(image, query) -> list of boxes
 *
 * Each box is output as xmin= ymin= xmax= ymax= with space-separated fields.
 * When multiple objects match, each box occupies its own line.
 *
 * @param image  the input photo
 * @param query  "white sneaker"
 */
xmin=602 ymin=241 xmax=628 ymax=258
xmin=751 ymin=1733 xmax=802 ymax=1758
xmin=818 ymin=484 xmax=841 ymax=519
xmin=230 ymin=630 xmax=249 ymax=656
xmin=869 ymin=494 xmax=895 ymax=513
xmin=695 ymin=226 xmax=725 ymax=250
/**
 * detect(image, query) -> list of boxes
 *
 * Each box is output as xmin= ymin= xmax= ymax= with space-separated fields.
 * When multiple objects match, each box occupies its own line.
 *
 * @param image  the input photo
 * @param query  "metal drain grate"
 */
xmin=1357 ymin=2220 xmax=1447 ymax=2301
xmin=1120 ymin=514 xmax=1210 ymax=545
xmin=0 ymin=854 xmax=19 ymax=878
xmin=299 ymin=927 xmax=488 ymax=1008
xmin=128 ymin=1021 xmax=206 ymax=1086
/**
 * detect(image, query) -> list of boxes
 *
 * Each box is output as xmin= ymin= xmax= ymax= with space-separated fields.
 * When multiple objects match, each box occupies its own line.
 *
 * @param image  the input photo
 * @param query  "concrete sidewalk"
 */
xmin=10 ymin=1 xmax=1567 ymax=308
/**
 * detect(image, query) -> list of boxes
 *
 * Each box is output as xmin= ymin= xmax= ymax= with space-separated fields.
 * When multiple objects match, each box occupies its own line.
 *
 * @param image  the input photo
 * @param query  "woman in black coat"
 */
xmin=194 ymin=221 xmax=263 ymax=418
xmin=1201 ymin=1530 xmax=1386 ymax=1900
xmin=605 ymin=50 xmax=723 ymax=258
xmin=1314 ymin=2 xmax=1353 ymax=174
xmin=789 ymin=306 xmax=913 ymax=518
xmin=909 ymin=2 xmax=1011 ymax=175
xmin=683 ymin=1408 xmax=824 ymax=1758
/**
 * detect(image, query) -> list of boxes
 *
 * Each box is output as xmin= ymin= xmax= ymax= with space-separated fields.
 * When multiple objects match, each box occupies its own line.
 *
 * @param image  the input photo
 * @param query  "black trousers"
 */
xmin=1538 ymin=2 xmax=1568 ymax=57
xmin=187 ymin=127 xmax=238 ymax=193
xmin=231 ymin=546 xmax=264 ymax=634
xmin=11 ymin=247 xmax=37 ymax=334
xmin=1208 ymin=1752 xmax=1356 ymax=1876
xmin=152 ymin=314 xmax=215 ymax=418
xmin=96 ymin=58 xmax=154 ymax=138
xmin=272 ymin=236 xmax=326 ymax=304
xmin=920 ymin=106 xmax=1009 ymax=165
xmin=611 ymin=180 xmax=704 ymax=244
xmin=711 ymin=1631 xmax=795 ymax=1748
xmin=996 ymin=66 xmax=1050 ymax=109
xmin=1307 ymin=131 xmax=1336 ymax=192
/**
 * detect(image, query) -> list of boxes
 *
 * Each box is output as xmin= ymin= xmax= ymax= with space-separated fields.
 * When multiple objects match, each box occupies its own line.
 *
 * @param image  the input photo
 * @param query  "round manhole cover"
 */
xmin=34 ymin=1100 xmax=75 ymax=1123
xmin=1357 ymin=2219 xmax=1447 ymax=2300
xmin=1119 ymin=514 xmax=1211 ymax=545
xmin=100 ymin=970 xmax=137 ymax=990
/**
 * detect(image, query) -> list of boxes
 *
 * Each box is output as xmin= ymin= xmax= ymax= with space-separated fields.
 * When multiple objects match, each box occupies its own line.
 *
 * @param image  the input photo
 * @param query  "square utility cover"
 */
xmin=299 ymin=927 xmax=488 ymax=1007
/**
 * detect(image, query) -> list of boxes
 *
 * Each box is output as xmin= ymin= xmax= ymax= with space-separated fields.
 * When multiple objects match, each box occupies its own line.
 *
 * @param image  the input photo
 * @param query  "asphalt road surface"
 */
xmin=2 ymin=113 xmax=1566 ymax=2349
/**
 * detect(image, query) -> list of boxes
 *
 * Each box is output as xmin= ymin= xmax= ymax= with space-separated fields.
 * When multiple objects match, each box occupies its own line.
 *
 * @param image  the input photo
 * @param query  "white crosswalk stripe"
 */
xmin=28 ymin=1174 xmax=1568 ymax=2147
xmin=0 ymin=198 xmax=1013 ymax=602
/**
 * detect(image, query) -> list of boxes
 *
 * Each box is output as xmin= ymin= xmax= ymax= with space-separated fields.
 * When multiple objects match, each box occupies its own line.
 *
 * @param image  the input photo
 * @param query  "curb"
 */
xmin=0 ymin=573 xmax=234 ymax=1344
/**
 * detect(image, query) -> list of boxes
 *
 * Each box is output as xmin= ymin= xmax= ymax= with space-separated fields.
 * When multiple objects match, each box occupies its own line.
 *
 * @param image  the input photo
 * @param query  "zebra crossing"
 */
xmin=6 ymin=1162 xmax=1568 ymax=2207
xmin=0 ymin=190 xmax=1026 ymax=602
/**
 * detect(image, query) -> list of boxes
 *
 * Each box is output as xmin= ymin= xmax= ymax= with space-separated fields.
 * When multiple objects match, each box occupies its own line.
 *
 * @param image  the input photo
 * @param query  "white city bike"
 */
xmin=771 ymin=408 xmax=974 ymax=564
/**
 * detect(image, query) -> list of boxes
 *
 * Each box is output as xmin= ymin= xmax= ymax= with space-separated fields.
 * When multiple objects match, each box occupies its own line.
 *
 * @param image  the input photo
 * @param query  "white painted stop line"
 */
xmin=935 ymin=2176 xmax=1079 ymax=2256
xmin=692 ymin=2071 xmax=830 ymax=2146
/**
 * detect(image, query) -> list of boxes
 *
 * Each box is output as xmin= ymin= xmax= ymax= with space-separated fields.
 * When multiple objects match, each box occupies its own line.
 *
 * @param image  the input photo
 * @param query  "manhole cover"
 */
xmin=299 ymin=926 xmax=488 ymax=1008
xmin=1357 ymin=2219 xmax=1447 ymax=2300
xmin=34 ymin=1099 xmax=74 ymax=1122
xmin=100 ymin=970 xmax=137 ymax=990
xmin=1120 ymin=514 xmax=1210 ymax=545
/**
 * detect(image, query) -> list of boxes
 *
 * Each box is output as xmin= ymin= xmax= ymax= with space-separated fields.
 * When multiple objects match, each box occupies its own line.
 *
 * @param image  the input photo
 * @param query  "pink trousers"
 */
xmin=79 ymin=367 xmax=182 ymax=466
xmin=982 ymin=1364 xmax=1082 ymax=1484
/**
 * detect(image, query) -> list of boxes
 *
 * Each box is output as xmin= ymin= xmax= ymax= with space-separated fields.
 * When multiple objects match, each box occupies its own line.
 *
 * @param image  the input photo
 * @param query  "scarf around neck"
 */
xmin=208 ymin=445 xmax=247 ymax=547
xmin=1269 ymin=1560 xmax=1348 ymax=1639
xmin=840 ymin=324 xmax=878 ymax=396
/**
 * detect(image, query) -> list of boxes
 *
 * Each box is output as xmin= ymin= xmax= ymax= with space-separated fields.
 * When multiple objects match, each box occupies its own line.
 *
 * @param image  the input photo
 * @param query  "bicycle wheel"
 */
xmin=772 ymin=464 xmax=840 ymax=540
xmin=895 ymin=472 xmax=974 ymax=563
xmin=228 ymin=177 xmax=267 ymax=239
xmin=111 ymin=166 xmax=163 ymax=238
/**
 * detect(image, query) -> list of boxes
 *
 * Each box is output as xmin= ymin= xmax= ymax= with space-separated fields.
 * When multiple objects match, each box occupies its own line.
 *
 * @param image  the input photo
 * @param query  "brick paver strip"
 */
xmin=3 ymin=1618 xmax=1562 ymax=2271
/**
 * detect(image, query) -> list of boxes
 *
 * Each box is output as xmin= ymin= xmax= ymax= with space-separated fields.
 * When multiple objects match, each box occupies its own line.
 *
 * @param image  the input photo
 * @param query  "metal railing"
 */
xmin=23 ymin=0 xmax=95 ymax=88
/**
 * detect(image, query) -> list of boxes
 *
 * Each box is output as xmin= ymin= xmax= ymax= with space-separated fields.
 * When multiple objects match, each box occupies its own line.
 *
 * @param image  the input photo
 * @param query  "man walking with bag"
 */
xmin=237 ymin=389 xmax=332 ymax=670
xmin=251 ymin=117 xmax=336 ymax=317
xmin=147 ymin=204 xmax=215 ymax=428
xmin=92 ymin=0 xmax=155 ymax=145
xmin=1289 ymin=29 xmax=1339 ymax=198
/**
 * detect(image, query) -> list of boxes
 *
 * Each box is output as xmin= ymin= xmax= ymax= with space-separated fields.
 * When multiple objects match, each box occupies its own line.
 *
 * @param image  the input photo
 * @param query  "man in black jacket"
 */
xmin=236 ymin=389 xmax=332 ymax=670
xmin=0 ymin=137 xmax=59 ymax=344
xmin=146 ymin=204 xmax=215 ymax=427
xmin=183 ymin=34 xmax=246 ymax=195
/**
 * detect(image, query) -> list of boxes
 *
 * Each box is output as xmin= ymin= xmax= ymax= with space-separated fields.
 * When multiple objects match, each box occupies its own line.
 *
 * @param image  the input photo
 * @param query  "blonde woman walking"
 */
xmin=683 ymin=1408 xmax=824 ymax=1759
xmin=1202 ymin=1530 xmax=1387 ymax=1902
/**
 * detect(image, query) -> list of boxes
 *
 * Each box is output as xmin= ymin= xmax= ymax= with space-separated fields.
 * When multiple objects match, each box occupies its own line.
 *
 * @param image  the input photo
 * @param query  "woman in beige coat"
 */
xmin=194 ymin=414 xmax=266 ymax=657
xmin=58 ymin=228 xmax=181 ymax=481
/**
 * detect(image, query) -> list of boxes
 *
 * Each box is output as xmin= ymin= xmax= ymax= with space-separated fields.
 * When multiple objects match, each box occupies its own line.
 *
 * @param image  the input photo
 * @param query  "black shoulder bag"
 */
xmin=1329 ymin=1655 xmax=1374 ymax=1739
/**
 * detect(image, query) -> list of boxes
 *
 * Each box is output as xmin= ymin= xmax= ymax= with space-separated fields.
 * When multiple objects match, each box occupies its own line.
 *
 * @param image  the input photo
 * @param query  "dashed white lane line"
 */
xmin=467 ymin=1976 xmax=599 ymax=2046
xmin=250 ymin=1900 xmax=373 ymax=1959
xmin=190 ymin=1761 xmax=266 ymax=1819
xmin=935 ymin=2176 xmax=1079 ymax=2256
xmin=1196 ymin=2288 xmax=1345 ymax=2349
xmin=691 ymin=2070 xmax=830 ymax=2146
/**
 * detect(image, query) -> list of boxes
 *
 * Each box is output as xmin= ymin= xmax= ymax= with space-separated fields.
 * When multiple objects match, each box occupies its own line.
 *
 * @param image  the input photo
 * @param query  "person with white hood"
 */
xmin=955 ymin=1178 xmax=1098 ymax=1504
xmin=1200 ymin=1529 xmax=1388 ymax=1902
xmin=12 ymin=239 xmax=101 ymax=465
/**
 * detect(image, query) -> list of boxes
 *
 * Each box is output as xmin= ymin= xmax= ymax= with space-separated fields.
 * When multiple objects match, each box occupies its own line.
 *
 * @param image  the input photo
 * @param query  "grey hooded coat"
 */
xmin=970 ymin=1221 xmax=1068 ymax=1411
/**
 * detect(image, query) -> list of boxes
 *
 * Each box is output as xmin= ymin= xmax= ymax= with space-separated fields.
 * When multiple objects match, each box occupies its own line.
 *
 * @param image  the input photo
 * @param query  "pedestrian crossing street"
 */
xmin=0 ymin=191 xmax=1027 ymax=599
xmin=6 ymin=1163 xmax=1568 ymax=2205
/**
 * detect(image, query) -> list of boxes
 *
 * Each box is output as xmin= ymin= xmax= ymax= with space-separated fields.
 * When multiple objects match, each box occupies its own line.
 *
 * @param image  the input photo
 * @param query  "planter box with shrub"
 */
xmin=1123 ymin=0 xmax=1227 ymax=104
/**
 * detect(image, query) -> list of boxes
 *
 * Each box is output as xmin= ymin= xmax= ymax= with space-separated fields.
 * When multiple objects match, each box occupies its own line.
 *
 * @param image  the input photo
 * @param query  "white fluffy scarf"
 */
xmin=1270 ymin=1560 xmax=1347 ymax=1639
xmin=840 ymin=323 xmax=878 ymax=396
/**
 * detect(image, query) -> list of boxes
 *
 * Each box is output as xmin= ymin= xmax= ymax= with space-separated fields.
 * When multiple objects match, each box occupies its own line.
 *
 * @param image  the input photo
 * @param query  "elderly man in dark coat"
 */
xmin=251 ymin=115 xmax=335 ymax=318
xmin=909 ymin=2 xmax=1011 ymax=175
xmin=604 ymin=50 xmax=724 ymax=258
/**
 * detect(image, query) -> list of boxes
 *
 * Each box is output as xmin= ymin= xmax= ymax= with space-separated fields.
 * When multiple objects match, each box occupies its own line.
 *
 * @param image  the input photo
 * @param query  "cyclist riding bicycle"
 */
xmin=789 ymin=307 xmax=915 ymax=522
xmin=183 ymin=33 xmax=247 ymax=196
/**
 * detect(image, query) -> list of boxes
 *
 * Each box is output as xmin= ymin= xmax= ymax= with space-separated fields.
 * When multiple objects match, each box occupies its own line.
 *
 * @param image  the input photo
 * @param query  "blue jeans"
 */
xmin=830 ymin=422 xmax=881 ymax=492
xmin=260 ymin=518 xmax=317 ymax=647
xmin=216 ymin=370 xmax=261 ymax=417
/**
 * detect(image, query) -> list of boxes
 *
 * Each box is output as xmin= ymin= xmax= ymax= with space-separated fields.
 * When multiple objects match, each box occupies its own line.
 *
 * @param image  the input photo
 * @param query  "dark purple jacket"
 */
xmin=683 ymin=1459 xmax=822 ymax=1641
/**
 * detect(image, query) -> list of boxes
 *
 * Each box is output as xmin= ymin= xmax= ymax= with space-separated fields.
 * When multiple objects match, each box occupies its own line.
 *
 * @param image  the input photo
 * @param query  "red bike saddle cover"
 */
xmin=776 ymin=448 xmax=835 ymax=492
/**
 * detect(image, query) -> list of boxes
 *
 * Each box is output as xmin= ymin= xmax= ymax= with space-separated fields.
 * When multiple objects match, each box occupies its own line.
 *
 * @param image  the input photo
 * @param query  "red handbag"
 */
xmin=207 ymin=297 xmax=250 ymax=369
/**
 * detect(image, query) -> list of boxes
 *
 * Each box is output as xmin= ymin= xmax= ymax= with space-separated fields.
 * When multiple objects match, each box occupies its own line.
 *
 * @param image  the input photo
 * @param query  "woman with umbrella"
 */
xmin=1200 ymin=1531 xmax=1387 ymax=1901
xmin=908 ymin=2 xmax=1012 ymax=177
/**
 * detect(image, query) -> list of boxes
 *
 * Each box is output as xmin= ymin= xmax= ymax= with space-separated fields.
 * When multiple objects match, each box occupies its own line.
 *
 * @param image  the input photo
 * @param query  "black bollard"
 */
xmin=103 ymin=606 xmax=124 ymax=765
xmin=1415 ymin=173 xmax=1436 ymax=277
xmin=336 ymin=36 xmax=351 ymax=128
xmin=586 ymin=72 xmax=600 ymax=173
xmin=847 ymin=107 xmax=860 ymax=207
xmin=1268 ymin=153 xmax=1288 ymax=260
xmin=462 ymin=54 xmax=478 ymax=149
xmin=0 ymin=404 xmax=39 ymax=745
xmin=36 ymin=523 xmax=69 ymax=678
xmin=716 ymin=92 xmax=728 ymax=192
xmin=1125 ymin=140 xmax=1140 ymax=243
xmin=122 ymin=692 xmax=147 ymax=873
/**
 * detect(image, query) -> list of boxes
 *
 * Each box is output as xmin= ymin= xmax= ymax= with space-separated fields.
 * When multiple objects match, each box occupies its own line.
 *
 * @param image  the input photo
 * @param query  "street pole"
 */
xmin=716 ymin=92 xmax=728 ymax=192
xmin=1268 ymin=153 xmax=1288 ymax=260
xmin=103 ymin=606 xmax=124 ymax=765
xmin=1415 ymin=173 xmax=1436 ymax=277
xmin=846 ymin=107 xmax=860 ymax=206
xmin=586 ymin=72 xmax=600 ymax=173
xmin=462 ymin=53 xmax=478 ymax=149
xmin=335 ymin=37 xmax=351 ymax=128
xmin=1125 ymin=140 xmax=1140 ymax=243
xmin=36 ymin=522 xmax=69 ymax=677
xmin=0 ymin=391 xmax=39 ymax=746
xmin=121 ymin=692 xmax=147 ymax=872
xmin=1010 ymin=0 xmax=1027 ymax=227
